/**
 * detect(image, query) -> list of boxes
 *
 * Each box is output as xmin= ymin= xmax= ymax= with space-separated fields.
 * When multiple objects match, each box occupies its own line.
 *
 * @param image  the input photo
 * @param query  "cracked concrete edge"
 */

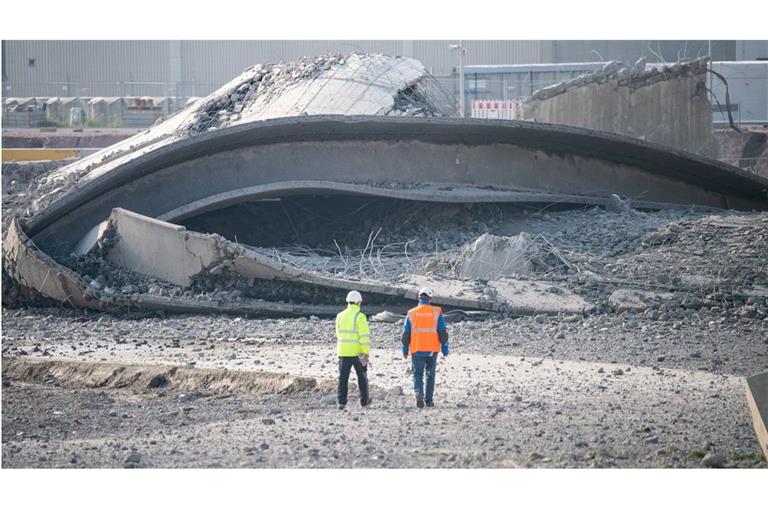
xmin=3 ymin=218 xmax=91 ymax=309
xmin=746 ymin=372 xmax=768 ymax=460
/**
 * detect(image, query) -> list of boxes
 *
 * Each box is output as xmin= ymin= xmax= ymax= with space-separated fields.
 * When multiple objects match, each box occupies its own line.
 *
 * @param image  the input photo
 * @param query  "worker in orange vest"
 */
xmin=402 ymin=287 xmax=449 ymax=408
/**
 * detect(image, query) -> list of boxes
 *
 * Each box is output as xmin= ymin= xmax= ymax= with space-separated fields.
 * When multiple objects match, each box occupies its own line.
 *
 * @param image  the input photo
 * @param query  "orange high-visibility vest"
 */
xmin=406 ymin=304 xmax=442 ymax=353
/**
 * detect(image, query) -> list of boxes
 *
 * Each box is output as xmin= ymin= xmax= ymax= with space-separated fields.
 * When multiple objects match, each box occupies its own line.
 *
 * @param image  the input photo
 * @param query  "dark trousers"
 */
xmin=412 ymin=353 xmax=438 ymax=402
xmin=338 ymin=356 xmax=369 ymax=406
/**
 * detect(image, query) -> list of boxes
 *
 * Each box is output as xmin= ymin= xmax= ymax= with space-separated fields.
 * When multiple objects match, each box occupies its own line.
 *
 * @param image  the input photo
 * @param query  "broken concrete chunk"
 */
xmin=608 ymin=289 xmax=672 ymax=313
xmin=457 ymin=232 xmax=537 ymax=279
xmin=371 ymin=311 xmax=404 ymax=323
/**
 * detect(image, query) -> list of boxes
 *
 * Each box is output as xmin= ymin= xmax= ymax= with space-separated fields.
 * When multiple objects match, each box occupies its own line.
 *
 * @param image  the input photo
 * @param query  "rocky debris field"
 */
xmin=3 ymin=299 xmax=767 ymax=377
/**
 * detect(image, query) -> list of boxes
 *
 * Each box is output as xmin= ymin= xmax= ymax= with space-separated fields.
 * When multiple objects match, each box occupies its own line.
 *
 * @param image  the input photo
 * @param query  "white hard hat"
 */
xmin=418 ymin=287 xmax=434 ymax=298
xmin=345 ymin=290 xmax=363 ymax=303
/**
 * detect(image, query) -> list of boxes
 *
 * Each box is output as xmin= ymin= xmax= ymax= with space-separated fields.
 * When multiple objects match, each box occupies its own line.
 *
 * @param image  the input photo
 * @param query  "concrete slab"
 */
xmin=746 ymin=371 xmax=768 ymax=460
xmin=27 ymin=116 xmax=768 ymax=256
xmin=108 ymin=209 xmax=226 ymax=287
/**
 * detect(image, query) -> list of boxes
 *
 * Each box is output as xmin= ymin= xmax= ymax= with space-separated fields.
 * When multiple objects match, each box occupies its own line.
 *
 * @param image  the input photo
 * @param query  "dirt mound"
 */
xmin=3 ymin=358 xmax=327 ymax=396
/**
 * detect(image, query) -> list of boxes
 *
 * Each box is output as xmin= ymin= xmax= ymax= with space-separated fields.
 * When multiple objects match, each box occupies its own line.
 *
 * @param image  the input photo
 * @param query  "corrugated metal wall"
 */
xmin=3 ymin=40 xmax=756 ymax=98
xmin=4 ymin=41 xmax=171 ymax=97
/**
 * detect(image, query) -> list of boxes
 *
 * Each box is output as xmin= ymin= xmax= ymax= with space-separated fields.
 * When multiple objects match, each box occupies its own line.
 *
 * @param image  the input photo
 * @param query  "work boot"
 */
xmin=425 ymin=400 xmax=434 ymax=408
xmin=416 ymin=394 xmax=424 ymax=408
xmin=362 ymin=397 xmax=373 ymax=407
xmin=337 ymin=403 xmax=346 ymax=410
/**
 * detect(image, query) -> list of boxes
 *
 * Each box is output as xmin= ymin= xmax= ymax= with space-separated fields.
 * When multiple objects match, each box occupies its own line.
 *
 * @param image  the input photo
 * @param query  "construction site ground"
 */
xmin=3 ymin=293 xmax=766 ymax=468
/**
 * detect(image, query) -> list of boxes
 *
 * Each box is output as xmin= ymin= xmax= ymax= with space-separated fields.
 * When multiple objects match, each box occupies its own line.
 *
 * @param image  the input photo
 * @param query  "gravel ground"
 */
xmin=3 ymin=305 xmax=766 ymax=376
xmin=2 ymin=307 xmax=766 ymax=468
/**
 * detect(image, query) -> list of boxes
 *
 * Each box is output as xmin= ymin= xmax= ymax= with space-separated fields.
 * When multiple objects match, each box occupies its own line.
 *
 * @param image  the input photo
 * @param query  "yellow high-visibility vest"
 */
xmin=335 ymin=304 xmax=370 ymax=357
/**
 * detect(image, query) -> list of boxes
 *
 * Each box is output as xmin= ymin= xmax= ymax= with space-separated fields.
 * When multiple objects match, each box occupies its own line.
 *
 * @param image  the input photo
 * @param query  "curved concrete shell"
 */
xmin=26 ymin=115 xmax=768 ymax=256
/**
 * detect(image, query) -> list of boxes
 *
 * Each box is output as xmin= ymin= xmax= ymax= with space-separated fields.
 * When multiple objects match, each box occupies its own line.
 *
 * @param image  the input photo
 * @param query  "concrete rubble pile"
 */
xmin=47 ymin=208 xmax=590 ymax=317
xmin=183 ymin=53 xmax=451 ymax=134
xmin=8 ymin=190 xmax=766 ymax=325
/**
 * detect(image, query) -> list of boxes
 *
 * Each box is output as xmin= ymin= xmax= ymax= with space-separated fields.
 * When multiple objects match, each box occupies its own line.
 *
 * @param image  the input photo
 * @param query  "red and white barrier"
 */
xmin=470 ymin=99 xmax=518 ymax=120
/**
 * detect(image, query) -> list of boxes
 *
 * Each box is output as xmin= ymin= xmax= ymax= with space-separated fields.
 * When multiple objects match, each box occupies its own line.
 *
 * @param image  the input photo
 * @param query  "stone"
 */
xmin=701 ymin=452 xmax=726 ymax=468
xmin=123 ymin=450 xmax=142 ymax=468
xmin=320 ymin=393 xmax=337 ymax=405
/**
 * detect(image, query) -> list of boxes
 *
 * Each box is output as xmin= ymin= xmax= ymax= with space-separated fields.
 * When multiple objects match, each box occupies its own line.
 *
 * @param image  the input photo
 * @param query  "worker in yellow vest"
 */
xmin=335 ymin=290 xmax=371 ymax=410
xmin=402 ymin=287 xmax=449 ymax=408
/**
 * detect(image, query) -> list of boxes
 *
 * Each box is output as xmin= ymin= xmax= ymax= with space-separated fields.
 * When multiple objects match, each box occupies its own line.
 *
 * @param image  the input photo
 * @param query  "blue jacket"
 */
xmin=402 ymin=299 xmax=449 ymax=357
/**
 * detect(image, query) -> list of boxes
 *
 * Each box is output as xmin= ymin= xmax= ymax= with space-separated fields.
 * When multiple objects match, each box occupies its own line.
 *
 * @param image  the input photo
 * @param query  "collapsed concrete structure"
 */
xmin=518 ymin=58 xmax=717 ymax=158
xmin=4 ymin=54 xmax=768 ymax=318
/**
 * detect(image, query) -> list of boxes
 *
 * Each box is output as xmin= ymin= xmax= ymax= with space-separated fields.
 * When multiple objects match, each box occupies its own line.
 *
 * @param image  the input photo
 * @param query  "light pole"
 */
xmin=449 ymin=41 xmax=466 ymax=117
